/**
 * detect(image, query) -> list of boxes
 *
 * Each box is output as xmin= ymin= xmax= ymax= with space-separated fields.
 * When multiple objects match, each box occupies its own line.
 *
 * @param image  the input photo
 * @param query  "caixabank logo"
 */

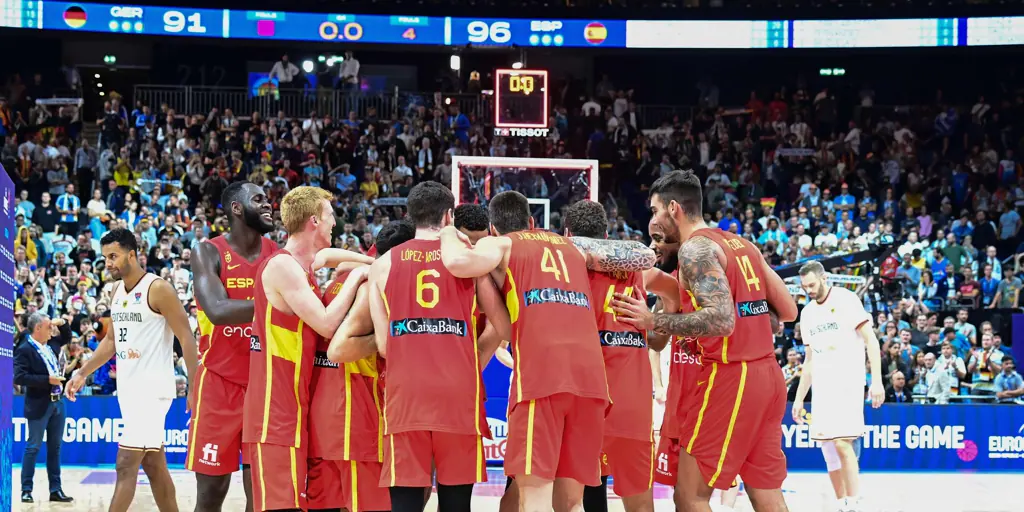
xmin=523 ymin=288 xmax=591 ymax=309
xmin=389 ymin=318 xmax=467 ymax=337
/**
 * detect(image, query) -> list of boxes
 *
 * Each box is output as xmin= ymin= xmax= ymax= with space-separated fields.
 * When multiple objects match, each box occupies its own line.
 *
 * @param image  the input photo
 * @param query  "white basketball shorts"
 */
xmin=118 ymin=397 xmax=173 ymax=450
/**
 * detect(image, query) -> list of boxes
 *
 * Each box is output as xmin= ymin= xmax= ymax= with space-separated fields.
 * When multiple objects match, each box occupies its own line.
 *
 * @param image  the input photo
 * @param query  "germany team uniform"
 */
xmin=187 ymin=235 xmax=277 ymax=476
xmin=243 ymin=249 xmax=320 ymax=511
xmin=307 ymin=269 xmax=390 ymax=512
xmin=678 ymin=229 xmax=787 ymax=490
xmin=502 ymin=230 xmax=609 ymax=485
xmin=589 ymin=269 xmax=655 ymax=496
xmin=379 ymin=238 xmax=489 ymax=487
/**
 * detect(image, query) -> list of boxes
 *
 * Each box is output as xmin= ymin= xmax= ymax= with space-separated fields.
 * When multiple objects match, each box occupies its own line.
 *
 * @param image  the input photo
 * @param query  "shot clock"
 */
xmin=493 ymin=69 xmax=550 ymax=138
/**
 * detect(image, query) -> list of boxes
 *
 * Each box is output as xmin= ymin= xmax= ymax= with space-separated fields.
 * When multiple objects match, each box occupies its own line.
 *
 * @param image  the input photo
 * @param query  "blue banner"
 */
xmin=1 ymin=165 xmax=15 ymax=512
xmin=11 ymin=394 xmax=1024 ymax=472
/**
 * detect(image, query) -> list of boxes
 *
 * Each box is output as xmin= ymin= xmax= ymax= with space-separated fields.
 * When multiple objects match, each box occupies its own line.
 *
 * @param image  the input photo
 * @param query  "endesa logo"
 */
xmin=389 ymin=318 xmax=467 ymax=337
xmin=523 ymin=288 xmax=591 ymax=309
xmin=599 ymin=330 xmax=646 ymax=348
xmin=249 ymin=335 xmax=262 ymax=352
xmin=737 ymin=299 xmax=770 ymax=318
xmin=221 ymin=325 xmax=253 ymax=338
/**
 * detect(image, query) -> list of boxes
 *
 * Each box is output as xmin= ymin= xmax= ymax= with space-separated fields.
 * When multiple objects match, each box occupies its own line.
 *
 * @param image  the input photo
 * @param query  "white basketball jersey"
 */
xmin=110 ymin=273 xmax=176 ymax=401
xmin=799 ymin=287 xmax=872 ymax=393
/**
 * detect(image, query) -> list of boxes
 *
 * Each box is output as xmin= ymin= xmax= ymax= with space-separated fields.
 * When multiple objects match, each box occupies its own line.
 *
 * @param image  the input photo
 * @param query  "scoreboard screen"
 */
xmin=493 ymin=69 xmax=549 ymax=137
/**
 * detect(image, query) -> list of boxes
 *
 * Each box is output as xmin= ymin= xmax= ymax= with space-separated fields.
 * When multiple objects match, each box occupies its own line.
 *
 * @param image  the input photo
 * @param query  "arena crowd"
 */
xmin=2 ymin=64 xmax=1022 ymax=404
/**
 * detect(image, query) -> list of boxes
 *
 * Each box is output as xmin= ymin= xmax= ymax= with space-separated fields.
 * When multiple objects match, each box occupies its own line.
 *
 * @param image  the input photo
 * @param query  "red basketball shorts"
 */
xmin=247 ymin=443 xmax=308 ymax=512
xmin=308 ymin=458 xmax=390 ymax=512
xmin=679 ymin=358 xmax=787 ymax=490
xmin=380 ymin=431 xmax=486 ymax=487
xmin=599 ymin=436 xmax=655 ymax=497
xmin=653 ymin=435 xmax=680 ymax=486
xmin=186 ymin=366 xmax=247 ymax=475
xmin=504 ymin=393 xmax=606 ymax=487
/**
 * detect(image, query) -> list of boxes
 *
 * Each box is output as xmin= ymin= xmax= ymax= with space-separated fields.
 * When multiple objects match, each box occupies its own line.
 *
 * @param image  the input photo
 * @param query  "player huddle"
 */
xmin=71 ymin=169 xmax=813 ymax=512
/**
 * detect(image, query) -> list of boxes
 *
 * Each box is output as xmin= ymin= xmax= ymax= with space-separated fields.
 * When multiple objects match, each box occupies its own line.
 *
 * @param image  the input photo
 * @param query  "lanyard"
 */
xmin=32 ymin=340 xmax=61 ymax=394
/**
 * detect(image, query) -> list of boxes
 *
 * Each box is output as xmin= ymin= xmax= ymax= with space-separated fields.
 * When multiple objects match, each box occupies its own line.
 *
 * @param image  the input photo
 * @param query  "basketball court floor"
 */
xmin=13 ymin=466 xmax=1021 ymax=511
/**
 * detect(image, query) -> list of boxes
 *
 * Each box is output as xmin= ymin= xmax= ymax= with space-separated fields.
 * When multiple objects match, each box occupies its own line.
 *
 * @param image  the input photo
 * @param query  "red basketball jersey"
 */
xmin=242 ymin=249 xmax=320 ymax=448
xmin=663 ymin=289 xmax=704 ymax=440
xmin=195 ymin=235 xmax=278 ymax=386
xmin=588 ymin=269 xmax=651 ymax=441
xmin=502 ymin=230 xmax=608 ymax=406
xmin=380 ymin=238 xmax=487 ymax=437
xmin=689 ymin=228 xmax=775 ymax=364
xmin=309 ymin=270 xmax=385 ymax=462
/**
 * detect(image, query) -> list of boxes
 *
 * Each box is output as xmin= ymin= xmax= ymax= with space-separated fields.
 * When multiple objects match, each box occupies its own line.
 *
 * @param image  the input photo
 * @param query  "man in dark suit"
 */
xmin=14 ymin=311 xmax=74 ymax=504
xmin=885 ymin=370 xmax=913 ymax=404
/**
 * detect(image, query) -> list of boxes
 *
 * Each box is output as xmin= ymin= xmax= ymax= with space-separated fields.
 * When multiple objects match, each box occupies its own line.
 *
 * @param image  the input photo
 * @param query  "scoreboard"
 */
xmin=2 ymin=2 xmax=1024 ymax=48
xmin=493 ymin=69 xmax=549 ymax=138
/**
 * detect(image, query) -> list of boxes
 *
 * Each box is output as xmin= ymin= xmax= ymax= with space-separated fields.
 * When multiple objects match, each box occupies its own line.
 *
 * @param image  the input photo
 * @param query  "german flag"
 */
xmin=63 ymin=6 xmax=88 ymax=29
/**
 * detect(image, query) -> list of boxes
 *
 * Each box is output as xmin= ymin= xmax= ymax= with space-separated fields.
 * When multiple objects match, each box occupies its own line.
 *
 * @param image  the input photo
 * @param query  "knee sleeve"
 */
xmin=821 ymin=441 xmax=842 ymax=472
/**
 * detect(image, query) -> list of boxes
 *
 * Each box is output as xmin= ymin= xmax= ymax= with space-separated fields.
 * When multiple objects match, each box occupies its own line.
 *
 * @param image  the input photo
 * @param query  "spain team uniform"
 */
xmin=379 ymin=238 xmax=489 ymax=487
xmin=653 ymin=287 xmax=703 ymax=486
xmin=588 ymin=269 xmax=655 ymax=496
xmin=243 ymin=249 xmax=320 ymax=511
xmin=502 ymin=230 xmax=609 ymax=486
xmin=187 ymin=235 xmax=277 ymax=476
xmin=678 ymin=228 xmax=787 ymax=490
xmin=307 ymin=270 xmax=390 ymax=512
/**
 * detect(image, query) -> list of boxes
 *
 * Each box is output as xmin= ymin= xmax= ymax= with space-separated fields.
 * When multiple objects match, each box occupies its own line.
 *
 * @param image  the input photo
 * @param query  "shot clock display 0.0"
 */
xmin=494 ymin=69 xmax=549 ymax=137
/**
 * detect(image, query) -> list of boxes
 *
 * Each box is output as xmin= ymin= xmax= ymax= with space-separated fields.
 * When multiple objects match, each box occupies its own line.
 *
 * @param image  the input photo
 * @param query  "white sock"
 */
xmin=837 ymin=497 xmax=848 ymax=510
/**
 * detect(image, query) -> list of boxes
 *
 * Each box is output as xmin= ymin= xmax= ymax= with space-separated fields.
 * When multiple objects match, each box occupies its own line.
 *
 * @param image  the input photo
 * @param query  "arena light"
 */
xmin=317 ymin=55 xmax=326 ymax=62
xmin=301 ymin=60 xmax=315 ymax=73
xmin=94 ymin=73 xmax=100 ymax=79
xmin=450 ymin=55 xmax=461 ymax=71
xmin=511 ymin=61 xmax=524 ymax=69
xmin=99 ymin=92 xmax=105 ymax=97
xmin=96 ymin=83 xmax=103 ymax=88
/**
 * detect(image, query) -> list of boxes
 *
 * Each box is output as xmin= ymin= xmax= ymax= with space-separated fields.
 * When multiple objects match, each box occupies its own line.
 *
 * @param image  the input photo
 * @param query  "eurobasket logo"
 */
xmin=63 ymin=5 xmax=88 ymax=29
xmin=987 ymin=424 xmax=1024 ymax=459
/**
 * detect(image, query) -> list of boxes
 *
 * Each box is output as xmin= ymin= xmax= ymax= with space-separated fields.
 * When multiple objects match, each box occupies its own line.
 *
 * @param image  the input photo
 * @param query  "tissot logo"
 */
xmin=523 ymin=288 xmax=591 ymax=309
xmin=390 ymin=318 xmax=467 ymax=337
xmin=599 ymin=330 xmax=646 ymax=348
xmin=314 ymin=350 xmax=338 ymax=368
xmin=736 ymin=299 xmax=770 ymax=318
xmin=249 ymin=335 xmax=262 ymax=352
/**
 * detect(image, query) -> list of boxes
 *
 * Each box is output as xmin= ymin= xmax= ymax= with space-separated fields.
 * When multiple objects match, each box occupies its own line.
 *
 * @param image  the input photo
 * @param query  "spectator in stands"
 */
xmin=992 ymin=266 xmax=1022 ymax=309
xmin=994 ymin=358 xmax=1023 ymax=404
xmin=885 ymin=371 xmax=912 ymax=404
xmin=968 ymin=333 xmax=1005 ymax=395
xmin=269 ymin=54 xmax=301 ymax=88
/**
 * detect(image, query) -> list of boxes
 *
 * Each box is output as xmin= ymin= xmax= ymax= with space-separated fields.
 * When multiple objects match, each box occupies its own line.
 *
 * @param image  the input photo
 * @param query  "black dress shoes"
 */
xmin=50 ymin=490 xmax=74 ymax=502
xmin=21 ymin=491 xmax=32 ymax=503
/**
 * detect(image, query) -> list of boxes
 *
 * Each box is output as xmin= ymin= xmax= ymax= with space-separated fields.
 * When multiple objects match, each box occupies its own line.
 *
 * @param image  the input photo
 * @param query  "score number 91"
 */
xmin=163 ymin=10 xmax=208 ymax=34
xmin=467 ymin=21 xmax=512 ymax=44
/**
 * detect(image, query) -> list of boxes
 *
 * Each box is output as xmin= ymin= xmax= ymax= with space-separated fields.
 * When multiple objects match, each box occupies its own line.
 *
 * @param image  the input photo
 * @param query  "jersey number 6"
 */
xmin=416 ymin=269 xmax=440 ymax=308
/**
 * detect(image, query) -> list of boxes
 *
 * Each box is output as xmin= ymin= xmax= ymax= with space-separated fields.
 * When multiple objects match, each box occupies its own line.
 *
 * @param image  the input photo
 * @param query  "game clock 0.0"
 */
xmin=494 ymin=69 xmax=549 ymax=130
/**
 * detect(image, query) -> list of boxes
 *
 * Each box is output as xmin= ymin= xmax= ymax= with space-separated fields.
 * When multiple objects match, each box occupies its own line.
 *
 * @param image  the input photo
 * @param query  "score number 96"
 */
xmin=467 ymin=21 xmax=512 ymax=44
xmin=163 ymin=10 xmax=207 ymax=34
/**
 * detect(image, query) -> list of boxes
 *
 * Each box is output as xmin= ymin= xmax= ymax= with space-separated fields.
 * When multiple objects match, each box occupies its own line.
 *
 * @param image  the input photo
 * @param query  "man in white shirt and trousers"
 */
xmin=792 ymin=261 xmax=885 ymax=512
xmin=65 ymin=228 xmax=199 ymax=512
xmin=269 ymin=54 xmax=301 ymax=89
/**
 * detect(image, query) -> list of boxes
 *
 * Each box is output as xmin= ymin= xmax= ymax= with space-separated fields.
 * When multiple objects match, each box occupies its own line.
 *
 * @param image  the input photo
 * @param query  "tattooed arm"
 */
xmin=613 ymin=236 xmax=736 ymax=337
xmin=570 ymin=237 xmax=657 ymax=273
